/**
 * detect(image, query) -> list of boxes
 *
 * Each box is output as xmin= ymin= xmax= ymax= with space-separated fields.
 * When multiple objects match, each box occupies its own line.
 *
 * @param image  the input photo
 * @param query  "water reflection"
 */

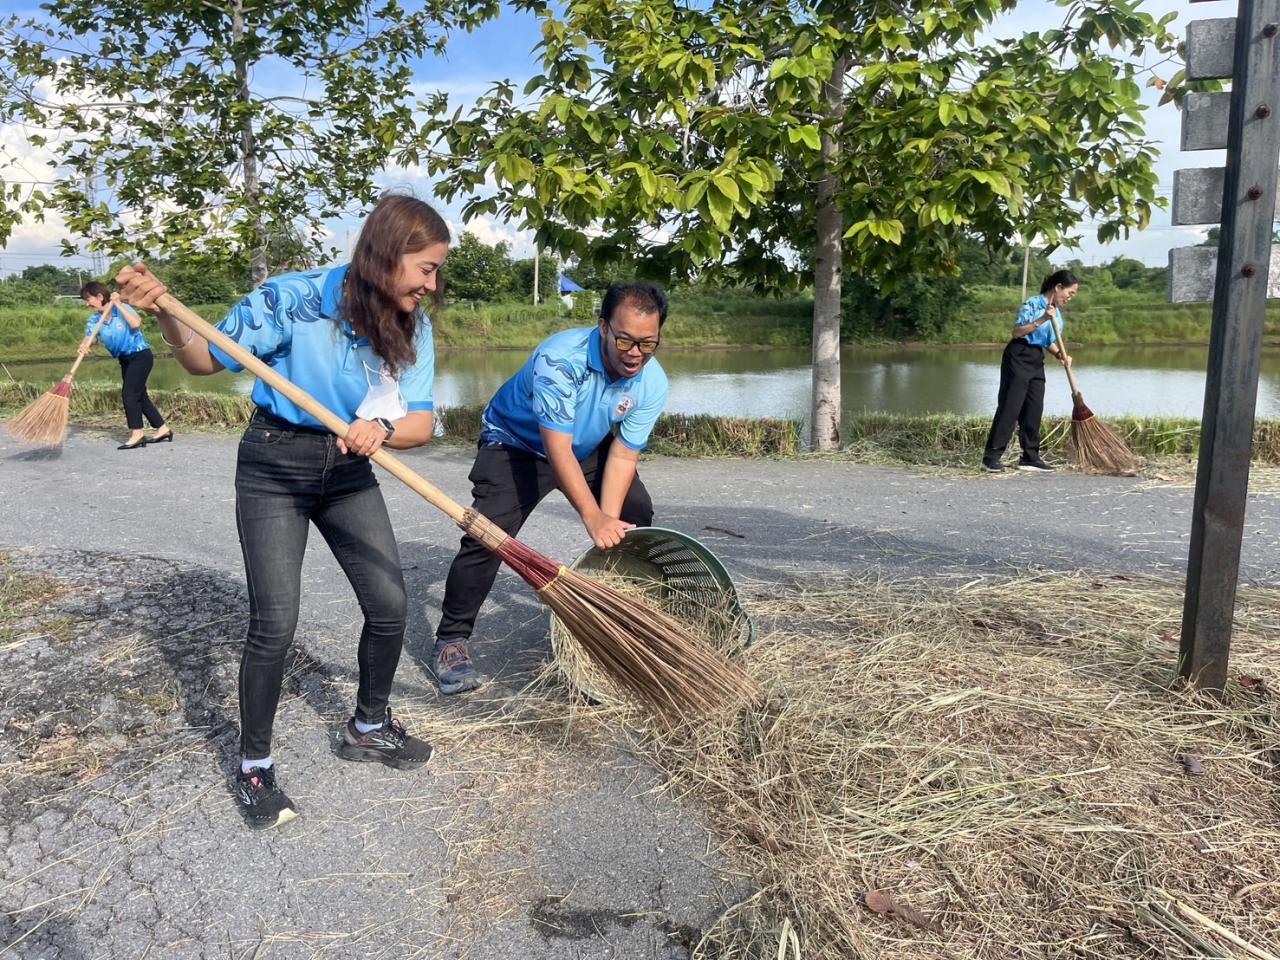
xmin=9 ymin=343 xmax=1280 ymax=423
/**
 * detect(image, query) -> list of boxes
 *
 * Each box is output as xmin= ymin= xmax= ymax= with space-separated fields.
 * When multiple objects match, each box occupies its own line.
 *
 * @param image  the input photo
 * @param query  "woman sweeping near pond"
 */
xmin=982 ymin=269 xmax=1076 ymax=473
xmin=78 ymin=281 xmax=171 ymax=450
xmin=115 ymin=194 xmax=447 ymax=830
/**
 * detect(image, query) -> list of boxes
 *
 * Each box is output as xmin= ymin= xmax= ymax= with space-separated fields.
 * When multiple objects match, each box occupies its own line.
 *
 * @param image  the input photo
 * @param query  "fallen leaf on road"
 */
xmin=862 ymin=890 xmax=938 ymax=932
xmin=1238 ymin=674 xmax=1268 ymax=695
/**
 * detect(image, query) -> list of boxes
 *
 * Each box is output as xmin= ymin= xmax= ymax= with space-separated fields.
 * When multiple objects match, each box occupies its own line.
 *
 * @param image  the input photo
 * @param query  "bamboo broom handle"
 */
xmin=153 ymin=291 xmax=468 ymax=525
xmin=1045 ymin=311 xmax=1083 ymax=398
xmin=65 ymin=300 xmax=117 ymax=379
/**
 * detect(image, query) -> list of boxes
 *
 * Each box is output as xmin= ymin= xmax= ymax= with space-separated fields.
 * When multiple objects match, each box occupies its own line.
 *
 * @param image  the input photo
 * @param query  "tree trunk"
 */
xmin=232 ymin=0 xmax=268 ymax=289
xmin=810 ymin=54 xmax=848 ymax=452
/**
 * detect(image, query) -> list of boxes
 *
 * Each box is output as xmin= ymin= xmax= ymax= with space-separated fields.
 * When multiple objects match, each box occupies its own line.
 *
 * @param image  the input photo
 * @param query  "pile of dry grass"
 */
xmin=613 ymin=572 xmax=1280 ymax=959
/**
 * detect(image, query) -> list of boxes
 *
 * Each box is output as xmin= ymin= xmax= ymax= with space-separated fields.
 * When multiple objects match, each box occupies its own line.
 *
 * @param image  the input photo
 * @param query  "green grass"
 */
xmin=5 ymin=286 xmax=1279 ymax=361
xmin=434 ymin=290 xmax=814 ymax=348
xmin=958 ymin=285 xmax=1280 ymax=345
xmin=0 ymin=383 xmax=804 ymax=457
xmin=5 ymin=381 xmax=1279 ymax=464
xmin=0 ymin=303 xmax=230 ymax=362
xmin=839 ymin=412 xmax=1280 ymax=465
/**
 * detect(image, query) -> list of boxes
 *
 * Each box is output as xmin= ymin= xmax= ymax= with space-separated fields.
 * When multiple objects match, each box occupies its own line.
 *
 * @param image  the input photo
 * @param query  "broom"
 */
xmin=150 ymin=289 xmax=760 ymax=721
xmin=1046 ymin=312 xmax=1138 ymax=476
xmin=5 ymin=299 xmax=117 ymax=447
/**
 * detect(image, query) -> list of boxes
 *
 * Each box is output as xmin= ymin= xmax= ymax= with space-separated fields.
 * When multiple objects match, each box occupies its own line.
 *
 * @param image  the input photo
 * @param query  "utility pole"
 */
xmin=533 ymin=245 xmax=540 ymax=305
xmin=1020 ymin=241 xmax=1031 ymax=301
xmin=84 ymin=171 xmax=105 ymax=278
xmin=1168 ymin=0 xmax=1280 ymax=690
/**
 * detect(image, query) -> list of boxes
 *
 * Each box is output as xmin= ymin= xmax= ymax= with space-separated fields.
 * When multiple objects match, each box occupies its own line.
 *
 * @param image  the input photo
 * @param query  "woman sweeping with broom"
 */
xmin=982 ymin=269 xmax=1077 ymax=473
xmin=78 ymin=281 xmax=171 ymax=450
xmin=115 ymin=194 xmax=447 ymax=830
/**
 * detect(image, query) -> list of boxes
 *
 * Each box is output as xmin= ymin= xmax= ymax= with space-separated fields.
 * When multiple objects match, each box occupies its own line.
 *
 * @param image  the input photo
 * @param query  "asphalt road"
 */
xmin=2 ymin=428 xmax=1277 ymax=959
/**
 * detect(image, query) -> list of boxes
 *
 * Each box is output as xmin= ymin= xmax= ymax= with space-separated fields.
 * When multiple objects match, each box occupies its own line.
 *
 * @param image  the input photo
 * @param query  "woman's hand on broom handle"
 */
xmin=116 ymin=263 xmax=167 ymax=311
xmin=116 ymin=264 xmax=220 ymax=374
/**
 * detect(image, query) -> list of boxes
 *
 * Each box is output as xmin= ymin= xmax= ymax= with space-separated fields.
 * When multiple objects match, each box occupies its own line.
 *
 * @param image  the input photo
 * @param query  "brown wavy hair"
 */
xmin=341 ymin=194 xmax=450 ymax=377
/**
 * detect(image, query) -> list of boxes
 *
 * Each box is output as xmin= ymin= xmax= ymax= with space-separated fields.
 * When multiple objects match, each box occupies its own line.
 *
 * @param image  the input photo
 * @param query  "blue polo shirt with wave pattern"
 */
xmin=480 ymin=327 xmax=668 ymax=460
xmin=85 ymin=305 xmax=150 ymax=357
xmin=208 ymin=264 xmax=435 ymax=429
xmin=1018 ymin=294 xmax=1061 ymax=348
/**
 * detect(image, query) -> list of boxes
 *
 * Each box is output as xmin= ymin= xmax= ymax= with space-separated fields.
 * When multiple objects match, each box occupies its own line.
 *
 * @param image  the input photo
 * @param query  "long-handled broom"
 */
xmin=6 ymin=299 xmax=117 ymax=447
xmin=1046 ymin=312 xmax=1138 ymax=476
xmin=150 ymin=290 xmax=759 ymax=721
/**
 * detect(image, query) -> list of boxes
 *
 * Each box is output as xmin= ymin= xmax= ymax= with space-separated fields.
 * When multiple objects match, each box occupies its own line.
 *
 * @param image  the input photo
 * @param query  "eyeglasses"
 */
xmin=606 ymin=321 xmax=660 ymax=356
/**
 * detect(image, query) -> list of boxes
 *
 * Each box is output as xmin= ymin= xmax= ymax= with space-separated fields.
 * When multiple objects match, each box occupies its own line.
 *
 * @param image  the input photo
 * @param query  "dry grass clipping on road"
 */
xmin=619 ymin=571 xmax=1280 ymax=960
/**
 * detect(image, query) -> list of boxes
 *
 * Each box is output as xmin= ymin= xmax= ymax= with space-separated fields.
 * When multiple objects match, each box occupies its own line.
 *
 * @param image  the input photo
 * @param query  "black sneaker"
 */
xmin=432 ymin=638 xmax=487 ymax=695
xmin=337 ymin=709 xmax=433 ymax=769
xmin=982 ymin=460 xmax=1006 ymax=473
xmin=1017 ymin=456 xmax=1056 ymax=473
xmin=236 ymin=765 xmax=298 ymax=830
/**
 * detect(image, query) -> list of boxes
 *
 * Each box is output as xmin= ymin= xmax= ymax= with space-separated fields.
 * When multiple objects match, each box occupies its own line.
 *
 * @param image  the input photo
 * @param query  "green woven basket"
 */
xmin=549 ymin=526 xmax=755 ymax=704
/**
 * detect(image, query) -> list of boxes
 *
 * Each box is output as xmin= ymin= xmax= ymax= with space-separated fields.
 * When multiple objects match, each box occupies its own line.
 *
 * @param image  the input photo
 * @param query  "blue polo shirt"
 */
xmin=86 ymin=305 xmax=150 ymax=357
xmin=480 ymin=327 xmax=668 ymax=460
xmin=1018 ymin=294 xmax=1061 ymax=348
xmin=208 ymin=264 xmax=435 ymax=428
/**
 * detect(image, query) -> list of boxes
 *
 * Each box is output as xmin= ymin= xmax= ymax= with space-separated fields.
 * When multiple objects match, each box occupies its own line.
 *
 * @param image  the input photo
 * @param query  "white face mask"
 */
xmin=355 ymin=357 xmax=407 ymax=422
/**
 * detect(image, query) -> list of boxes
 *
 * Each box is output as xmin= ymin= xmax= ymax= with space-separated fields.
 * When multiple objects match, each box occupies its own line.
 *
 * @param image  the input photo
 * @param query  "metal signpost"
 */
xmin=1169 ymin=0 xmax=1280 ymax=689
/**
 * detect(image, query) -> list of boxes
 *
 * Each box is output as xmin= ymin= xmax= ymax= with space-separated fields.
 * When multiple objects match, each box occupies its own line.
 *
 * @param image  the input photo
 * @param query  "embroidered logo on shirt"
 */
xmin=614 ymin=396 xmax=634 ymax=418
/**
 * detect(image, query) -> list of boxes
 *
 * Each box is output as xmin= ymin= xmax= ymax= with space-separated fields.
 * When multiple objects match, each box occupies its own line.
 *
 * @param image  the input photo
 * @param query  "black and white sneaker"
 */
xmin=1017 ymin=456 xmax=1056 ymax=473
xmin=337 ymin=709 xmax=433 ymax=769
xmin=982 ymin=460 xmax=1006 ymax=473
xmin=236 ymin=765 xmax=298 ymax=830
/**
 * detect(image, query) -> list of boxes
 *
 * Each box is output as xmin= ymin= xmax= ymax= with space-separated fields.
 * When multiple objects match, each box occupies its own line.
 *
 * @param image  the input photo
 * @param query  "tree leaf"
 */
xmin=862 ymin=890 xmax=938 ymax=931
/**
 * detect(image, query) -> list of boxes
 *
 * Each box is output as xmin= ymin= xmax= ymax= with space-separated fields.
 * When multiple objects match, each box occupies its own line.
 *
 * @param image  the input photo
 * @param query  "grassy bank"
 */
xmin=9 ymin=285 xmax=1276 ymax=362
xmin=0 ymin=383 xmax=806 ymax=457
xmin=6 ymin=382 xmax=1280 ymax=466
xmin=0 ymin=292 xmax=815 ymax=362
xmin=952 ymin=285 xmax=1280 ymax=346
xmin=0 ymin=303 xmax=231 ymax=363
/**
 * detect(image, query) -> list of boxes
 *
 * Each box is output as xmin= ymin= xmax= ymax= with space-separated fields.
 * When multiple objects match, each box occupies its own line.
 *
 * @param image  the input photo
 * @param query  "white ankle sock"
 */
xmin=241 ymin=757 xmax=273 ymax=774
xmin=354 ymin=717 xmax=384 ymax=734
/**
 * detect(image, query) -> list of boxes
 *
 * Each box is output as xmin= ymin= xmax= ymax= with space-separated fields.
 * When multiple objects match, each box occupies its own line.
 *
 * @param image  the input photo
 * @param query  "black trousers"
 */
xmin=435 ymin=436 xmax=654 ymax=644
xmin=234 ymin=410 xmax=408 ymax=759
xmin=118 ymin=350 xmax=165 ymax=430
xmin=983 ymin=339 xmax=1045 ymax=464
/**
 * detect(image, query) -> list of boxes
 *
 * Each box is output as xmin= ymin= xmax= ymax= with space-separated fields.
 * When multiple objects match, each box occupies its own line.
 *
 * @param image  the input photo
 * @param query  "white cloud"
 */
xmin=447 ymin=215 xmax=536 ymax=258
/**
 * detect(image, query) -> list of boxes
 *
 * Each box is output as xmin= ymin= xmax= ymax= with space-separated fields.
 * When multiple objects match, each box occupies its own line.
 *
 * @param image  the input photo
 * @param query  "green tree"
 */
xmin=445 ymin=231 xmax=514 ymax=301
xmin=20 ymin=264 xmax=88 ymax=296
xmin=0 ymin=0 xmax=495 ymax=286
xmin=162 ymin=261 xmax=242 ymax=305
xmin=511 ymin=255 xmax=560 ymax=303
xmin=425 ymin=0 xmax=1178 ymax=449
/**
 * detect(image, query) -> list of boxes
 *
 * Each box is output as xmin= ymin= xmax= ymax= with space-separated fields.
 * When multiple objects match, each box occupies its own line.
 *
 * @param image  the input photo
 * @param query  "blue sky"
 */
xmin=0 ymin=0 xmax=1223 ymax=276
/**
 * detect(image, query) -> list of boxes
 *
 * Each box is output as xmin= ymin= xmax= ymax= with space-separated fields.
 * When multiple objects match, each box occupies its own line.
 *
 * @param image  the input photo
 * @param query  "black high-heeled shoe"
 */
xmin=117 ymin=437 xmax=148 ymax=450
xmin=150 ymin=431 xmax=174 ymax=443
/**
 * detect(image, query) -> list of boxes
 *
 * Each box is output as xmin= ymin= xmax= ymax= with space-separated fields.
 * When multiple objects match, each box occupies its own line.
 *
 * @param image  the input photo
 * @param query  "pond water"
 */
xmin=11 ymin=343 xmax=1280 ymax=425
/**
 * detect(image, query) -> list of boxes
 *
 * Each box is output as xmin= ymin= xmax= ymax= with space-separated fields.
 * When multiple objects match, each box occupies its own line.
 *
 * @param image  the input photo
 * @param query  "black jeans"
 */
xmin=234 ymin=410 xmax=408 ymax=760
xmin=435 ymin=436 xmax=654 ymax=644
xmin=118 ymin=350 xmax=164 ymax=430
xmin=983 ymin=339 xmax=1046 ymax=464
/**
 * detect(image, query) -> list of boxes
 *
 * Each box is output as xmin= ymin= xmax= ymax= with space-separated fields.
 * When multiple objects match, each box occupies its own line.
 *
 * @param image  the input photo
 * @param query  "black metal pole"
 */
xmin=1180 ymin=0 xmax=1280 ymax=690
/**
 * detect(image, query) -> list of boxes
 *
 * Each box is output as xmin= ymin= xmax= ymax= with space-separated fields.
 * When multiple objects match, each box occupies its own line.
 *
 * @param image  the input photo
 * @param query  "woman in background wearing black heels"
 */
xmin=78 ymin=281 xmax=172 ymax=450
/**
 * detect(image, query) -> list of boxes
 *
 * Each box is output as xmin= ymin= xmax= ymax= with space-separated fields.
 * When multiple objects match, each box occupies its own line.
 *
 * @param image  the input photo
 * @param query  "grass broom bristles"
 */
xmin=1068 ymin=393 xmax=1138 ymax=476
xmin=5 ymin=376 xmax=73 ymax=447
xmin=482 ymin=515 xmax=759 ymax=720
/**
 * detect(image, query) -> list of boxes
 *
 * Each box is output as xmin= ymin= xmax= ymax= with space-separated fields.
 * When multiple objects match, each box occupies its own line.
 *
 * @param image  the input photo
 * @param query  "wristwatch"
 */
xmin=374 ymin=417 xmax=396 ymax=439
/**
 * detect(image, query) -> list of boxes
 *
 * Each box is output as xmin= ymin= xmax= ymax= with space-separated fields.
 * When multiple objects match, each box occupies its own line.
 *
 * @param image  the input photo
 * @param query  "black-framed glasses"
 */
xmin=606 ymin=321 xmax=660 ymax=355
